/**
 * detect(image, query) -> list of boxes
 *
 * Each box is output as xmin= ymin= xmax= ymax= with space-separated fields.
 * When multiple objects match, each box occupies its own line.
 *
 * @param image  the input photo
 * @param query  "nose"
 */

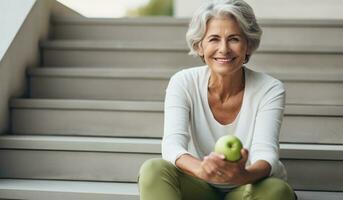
xmin=218 ymin=40 xmax=230 ymax=54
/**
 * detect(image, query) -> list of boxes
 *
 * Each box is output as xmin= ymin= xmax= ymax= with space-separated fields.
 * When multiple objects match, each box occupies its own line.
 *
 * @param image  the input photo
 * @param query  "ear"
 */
xmin=244 ymin=47 xmax=252 ymax=64
xmin=197 ymin=41 xmax=204 ymax=57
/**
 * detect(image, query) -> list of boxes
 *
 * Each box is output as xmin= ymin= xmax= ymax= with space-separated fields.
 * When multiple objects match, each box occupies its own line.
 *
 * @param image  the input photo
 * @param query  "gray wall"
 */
xmin=0 ymin=0 xmax=53 ymax=133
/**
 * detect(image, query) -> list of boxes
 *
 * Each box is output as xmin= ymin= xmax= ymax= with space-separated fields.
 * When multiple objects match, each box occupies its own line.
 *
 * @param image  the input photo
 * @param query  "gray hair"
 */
xmin=186 ymin=0 xmax=262 ymax=62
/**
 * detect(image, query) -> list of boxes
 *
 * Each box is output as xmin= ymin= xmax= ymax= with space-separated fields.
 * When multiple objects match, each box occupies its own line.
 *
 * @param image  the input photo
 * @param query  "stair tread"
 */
xmin=10 ymin=99 xmax=163 ymax=111
xmin=52 ymin=16 xmax=189 ymax=25
xmin=28 ymin=67 xmax=178 ymax=79
xmin=1 ymin=179 xmax=343 ymax=200
xmin=0 ymin=135 xmax=161 ymax=153
xmin=52 ymin=16 xmax=343 ymax=27
xmin=295 ymin=190 xmax=343 ymax=200
xmin=1 ymin=135 xmax=343 ymax=160
xmin=28 ymin=67 xmax=343 ymax=82
xmin=41 ymin=40 xmax=343 ymax=53
xmin=41 ymin=40 xmax=187 ymax=51
xmin=0 ymin=179 xmax=138 ymax=194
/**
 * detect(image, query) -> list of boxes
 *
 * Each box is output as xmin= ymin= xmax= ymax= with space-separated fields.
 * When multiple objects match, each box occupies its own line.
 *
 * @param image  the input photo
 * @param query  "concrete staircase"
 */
xmin=0 ymin=17 xmax=343 ymax=199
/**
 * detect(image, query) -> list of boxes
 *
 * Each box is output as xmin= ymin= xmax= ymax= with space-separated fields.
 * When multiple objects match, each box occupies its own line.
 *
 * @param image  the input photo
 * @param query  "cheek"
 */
xmin=203 ymin=45 xmax=217 ymax=56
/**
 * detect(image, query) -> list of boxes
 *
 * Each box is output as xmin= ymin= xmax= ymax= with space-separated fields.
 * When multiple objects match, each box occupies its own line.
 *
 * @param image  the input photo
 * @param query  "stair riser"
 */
xmin=43 ymin=49 xmax=203 ymax=68
xmin=42 ymin=49 xmax=343 ymax=70
xmin=0 ymin=150 xmax=159 ymax=182
xmin=280 ymin=116 xmax=343 ymax=144
xmin=261 ymin=26 xmax=343 ymax=48
xmin=11 ymin=109 xmax=163 ymax=138
xmin=52 ymin=23 xmax=343 ymax=49
xmin=29 ymin=76 xmax=343 ymax=105
xmin=11 ymin=108 xmax=343 ymax=144
xmin=285 ymin=81 xmax=343 ymax=105
xmin=52 ymin=23 xmax=187 ymax=43
xmin=0 ymin=150 xmax=342 ymax=191
xmin=284 ymin=159 xmax=343 ymax=191
xmin=30 ymin=77 xmax=169 ymax=101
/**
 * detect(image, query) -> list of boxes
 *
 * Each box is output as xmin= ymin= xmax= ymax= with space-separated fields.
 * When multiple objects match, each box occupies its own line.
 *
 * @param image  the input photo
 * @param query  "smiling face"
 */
xmin=198 ymin=16 xmax=250 ymax=76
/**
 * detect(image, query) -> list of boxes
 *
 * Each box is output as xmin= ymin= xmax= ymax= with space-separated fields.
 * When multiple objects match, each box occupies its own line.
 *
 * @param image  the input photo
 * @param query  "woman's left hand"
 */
xmin=198 ymin=148 xmax=250 ymax=185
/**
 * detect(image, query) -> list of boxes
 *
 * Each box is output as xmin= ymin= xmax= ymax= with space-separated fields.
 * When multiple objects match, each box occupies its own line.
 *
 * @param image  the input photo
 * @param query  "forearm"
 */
xmin=242 ymin=160 xmax=271 ymax=184
xmin=175 ymin=153 xmax=202 ymax=177
xmin=176 ymin=154 xmax=271 ymax=185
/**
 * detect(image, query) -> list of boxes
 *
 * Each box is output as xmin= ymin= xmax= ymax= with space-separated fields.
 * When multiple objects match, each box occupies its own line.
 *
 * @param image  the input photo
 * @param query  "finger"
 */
xmin=208 ymin=153 xmax=226 ymax=168
xmin=209 ymin=152 xmax=226 ymax=164
xmin=210 ymin=152 xmax=225 ymax=160
xmin=202 ymin=156 xmax=218 ymax=175
xmin=239 ymin=148 xmax=249 ymax=164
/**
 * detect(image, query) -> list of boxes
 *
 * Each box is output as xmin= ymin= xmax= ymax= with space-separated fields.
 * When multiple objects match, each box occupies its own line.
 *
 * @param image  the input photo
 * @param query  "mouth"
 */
xmin=214 ymin=57 xmax=235 ymax=64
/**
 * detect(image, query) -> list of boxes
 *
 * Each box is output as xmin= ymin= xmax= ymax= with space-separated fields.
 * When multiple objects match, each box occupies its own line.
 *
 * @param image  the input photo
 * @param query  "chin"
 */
xmin=210 ymin=65 xmax=242 ymax=76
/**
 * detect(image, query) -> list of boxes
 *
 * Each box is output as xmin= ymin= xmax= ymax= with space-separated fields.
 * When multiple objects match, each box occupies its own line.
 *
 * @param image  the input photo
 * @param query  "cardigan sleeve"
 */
xmin=162 ymin=72 xmax=195 ymax=165
xmin=249 ymin=80 xmax=286 ymax=176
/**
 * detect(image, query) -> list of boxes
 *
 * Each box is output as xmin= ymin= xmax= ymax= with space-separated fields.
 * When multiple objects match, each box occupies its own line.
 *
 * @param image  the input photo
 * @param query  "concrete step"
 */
xmin=40 ymin=40 xmax=343 ymax=72
xmin=51 ymin=17 xmax=189 ymax=43
xmin=1 ymin=179 xmax=343 ymax=200
xmin=10 ymin=99 xmax=164 ymax=138
xmin=0 ymin=179 xmax=138 ymax=200
xmin=41 ymin=40 xmax=202 ymax=68
xmin=10 ymin=99 xmax=343 ymax=144
xmin=28 ymin=67 xmax=343 ymax=105
xmin=28 ymin=67 xmax=175 ymax=101
xmin=0 ymin=135 xmax=342 ymax=191
xmin=0 ymin=135 xmax=160 ymax=182
xmin=51 ymin=17 xmax=343 ymax=50
xmin=295 ymin=191 xmax=343 ymax=200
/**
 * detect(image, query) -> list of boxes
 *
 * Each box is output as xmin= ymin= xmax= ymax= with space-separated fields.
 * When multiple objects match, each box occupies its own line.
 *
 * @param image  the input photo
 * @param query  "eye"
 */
xmin=229 ymin=37 xmax=240 ymax=42
xmin=208 ymin=38 xmax=219 ymax=42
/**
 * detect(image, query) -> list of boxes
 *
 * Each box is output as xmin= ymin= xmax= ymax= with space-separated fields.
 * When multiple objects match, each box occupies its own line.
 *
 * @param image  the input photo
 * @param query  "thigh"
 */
xmin=224 ymin=177 xmax=296 ymax=200
xmin=138 ymin=158 xmax=223 ymax=200
xmin=178 ymin=170 xmax=224 ymax=200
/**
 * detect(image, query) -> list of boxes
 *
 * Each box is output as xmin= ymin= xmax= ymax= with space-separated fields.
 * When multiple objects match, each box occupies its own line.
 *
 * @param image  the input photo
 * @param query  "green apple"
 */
xmin=214 ymin=135 xmax=243 ymax=162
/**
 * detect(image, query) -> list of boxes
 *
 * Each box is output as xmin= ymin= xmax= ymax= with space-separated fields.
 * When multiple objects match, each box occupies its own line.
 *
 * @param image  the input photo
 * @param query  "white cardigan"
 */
xmin=162 ymin=65 xmax=287 ymax=181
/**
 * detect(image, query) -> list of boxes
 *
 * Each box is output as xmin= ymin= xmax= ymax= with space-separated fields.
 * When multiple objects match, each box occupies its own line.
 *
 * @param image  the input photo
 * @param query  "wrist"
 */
xmin=176 ymin=154 xmax=203 ymax=177
xmin=240 ymin=169 xmax=254 ymax=185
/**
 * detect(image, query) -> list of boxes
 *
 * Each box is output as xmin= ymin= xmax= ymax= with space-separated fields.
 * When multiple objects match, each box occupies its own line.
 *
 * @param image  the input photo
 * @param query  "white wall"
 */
xmin=0 ymin=0 xmax=36 ymax=61
xmin=174 ymin=0 xmax=343 ymax=19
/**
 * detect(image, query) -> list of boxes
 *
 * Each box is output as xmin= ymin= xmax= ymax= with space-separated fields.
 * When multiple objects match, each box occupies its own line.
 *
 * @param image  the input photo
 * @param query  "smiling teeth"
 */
xmin=217 ymin=58 xmax=230 ymax=61
xmin=215 ymin=58 xmax=232 ymax=62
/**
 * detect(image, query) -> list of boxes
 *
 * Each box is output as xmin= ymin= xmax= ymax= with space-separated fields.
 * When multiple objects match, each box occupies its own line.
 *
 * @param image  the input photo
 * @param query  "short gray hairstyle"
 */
xmin=186 ymin=0 xmax=262 ymax=62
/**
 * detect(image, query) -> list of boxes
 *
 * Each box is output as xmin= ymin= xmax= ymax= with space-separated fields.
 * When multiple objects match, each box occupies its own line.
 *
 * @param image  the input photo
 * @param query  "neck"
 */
xmin=208 ymin=68 xmax=245 ymax=103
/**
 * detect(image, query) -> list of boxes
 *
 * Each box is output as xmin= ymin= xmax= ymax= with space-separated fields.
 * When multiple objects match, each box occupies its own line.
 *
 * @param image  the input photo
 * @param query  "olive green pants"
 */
xmin=138 ymin=158 xmax=296 ymax=200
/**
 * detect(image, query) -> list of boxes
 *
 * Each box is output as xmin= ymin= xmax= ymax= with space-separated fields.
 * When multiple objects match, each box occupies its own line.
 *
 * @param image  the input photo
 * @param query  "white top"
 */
xmin=162 ymin=65 xmax=287 ymax=184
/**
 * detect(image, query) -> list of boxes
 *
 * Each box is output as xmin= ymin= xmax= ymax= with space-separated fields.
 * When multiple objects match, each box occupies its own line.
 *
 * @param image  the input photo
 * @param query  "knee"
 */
xmin=259 ymin=177 xmax=295 ymax=200
xmin=138 ymin=158 xmax=176 ymax=187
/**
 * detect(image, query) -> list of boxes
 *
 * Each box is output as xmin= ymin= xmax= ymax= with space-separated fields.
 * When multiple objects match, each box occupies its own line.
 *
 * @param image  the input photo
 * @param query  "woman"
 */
xmin=138 ymin=0 xmax=296 ymax=199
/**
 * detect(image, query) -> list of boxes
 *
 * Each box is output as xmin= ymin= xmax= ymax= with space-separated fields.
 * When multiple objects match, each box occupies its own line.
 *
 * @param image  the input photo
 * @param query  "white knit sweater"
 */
xmin=162 ymin=65 xmax=287 ymax=182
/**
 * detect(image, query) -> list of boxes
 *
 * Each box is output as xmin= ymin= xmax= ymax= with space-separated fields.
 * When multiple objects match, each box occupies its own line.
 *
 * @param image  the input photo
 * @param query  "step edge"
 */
xmin=1 ymin=136 xmax=343 ymax=160
xmin=51 ymin=17 xmax=343 ymax=27
xmin=10 ymin=99 xmax=164 ymax=112
xmin=27 ymin=67 xmax=177 ymax=79
xmin=10 ymin=99 xmax=343 ymax=116
xmin=40 ymin=40 xmax=343 ymax=54
xmin=0 ymin=179 xmax=138 ymax=194
xmin=0 ymin=135 xmax=162 ymax=154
